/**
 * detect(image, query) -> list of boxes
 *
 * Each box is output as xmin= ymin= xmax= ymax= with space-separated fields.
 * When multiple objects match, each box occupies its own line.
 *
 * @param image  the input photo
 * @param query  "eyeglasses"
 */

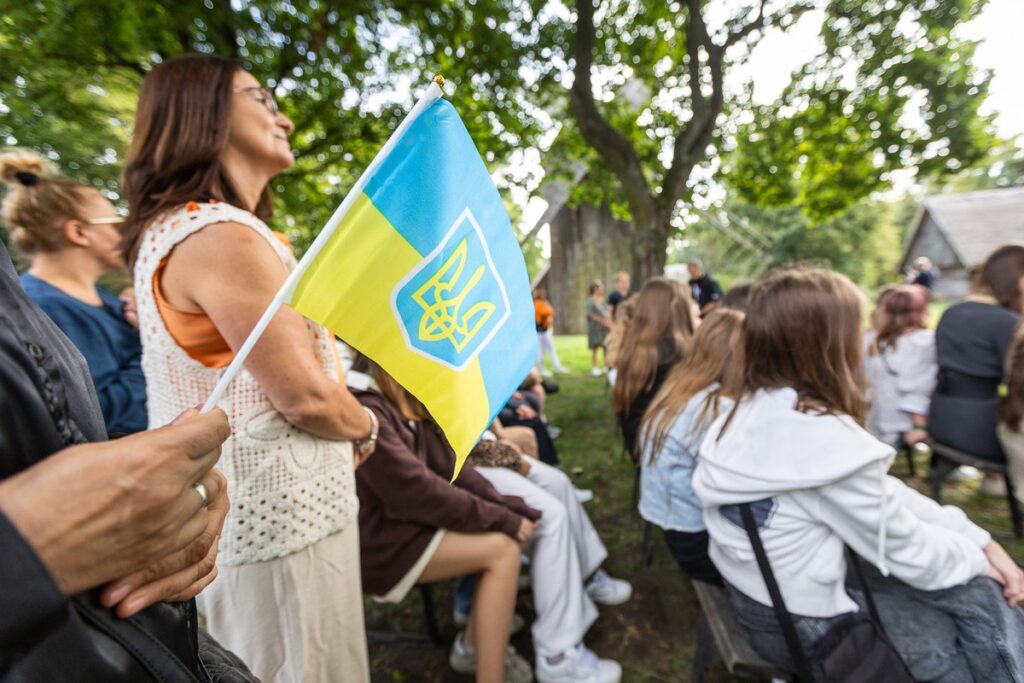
xmin=84 ymin=216 xmax=126 ymax=225
xmin=234 ymin=86 xmax=279 ymax=114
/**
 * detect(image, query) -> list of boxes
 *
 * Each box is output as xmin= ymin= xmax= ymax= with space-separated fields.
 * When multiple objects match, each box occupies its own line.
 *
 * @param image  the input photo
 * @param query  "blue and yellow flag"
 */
xmin=289 ymin=97 xmax=535 ymax=474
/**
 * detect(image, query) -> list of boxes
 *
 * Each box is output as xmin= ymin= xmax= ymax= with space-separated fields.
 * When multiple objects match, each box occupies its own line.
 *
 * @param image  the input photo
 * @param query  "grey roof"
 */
xmin=920 ymin=186 xmax=1024 ymax=267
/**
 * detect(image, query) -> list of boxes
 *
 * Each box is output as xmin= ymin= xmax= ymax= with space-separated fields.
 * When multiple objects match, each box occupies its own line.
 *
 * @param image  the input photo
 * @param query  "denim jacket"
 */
xmin=638 ymin=385 xmax=731 ymax=532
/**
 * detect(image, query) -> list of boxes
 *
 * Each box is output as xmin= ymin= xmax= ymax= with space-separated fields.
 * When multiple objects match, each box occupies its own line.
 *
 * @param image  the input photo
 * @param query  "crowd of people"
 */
xmin=3 ymin=48 xmax=1024 ymax=683
xmin=604 ymin=247 xmax=1024 ymax=681
xmin=0 ymin=53 xmax=633 ymax=683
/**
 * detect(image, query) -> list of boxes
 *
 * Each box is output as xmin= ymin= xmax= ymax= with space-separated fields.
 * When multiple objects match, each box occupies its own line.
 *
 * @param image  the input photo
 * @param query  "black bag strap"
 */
xmin=739 ymin=503 xmax=817 ymax=683
xmin=845 ymin=546 xmax=883 ymax=626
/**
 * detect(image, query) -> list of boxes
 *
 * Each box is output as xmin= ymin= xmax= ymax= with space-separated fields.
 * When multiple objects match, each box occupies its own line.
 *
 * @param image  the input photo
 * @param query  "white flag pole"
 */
xmin=200 ymin=78 xmax=445 ymax=414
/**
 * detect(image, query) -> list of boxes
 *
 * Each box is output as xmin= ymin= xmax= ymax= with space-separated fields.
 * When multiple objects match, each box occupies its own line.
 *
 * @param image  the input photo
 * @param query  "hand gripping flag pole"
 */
xmin=200 ymin=76 xmax=446 ymax=414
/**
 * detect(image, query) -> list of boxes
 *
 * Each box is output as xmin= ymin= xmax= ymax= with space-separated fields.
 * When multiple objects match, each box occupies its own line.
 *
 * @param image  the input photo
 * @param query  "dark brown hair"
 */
xmin=1002 ymin=325 xmax=1024 ymax=432
xmin=871 ymin=284 xmax=929 ymax=354
xmin=981 ymin=245 xmax=1024 ymax=313
xmin=121 ymin=53 xmax=273 ymax=265
xmin=612 ymin=277 xmax=696 ymax=417
xmin=641 ymin=308 xmax=745 ymax=461
xmin=736 ymin=268 xmax=867 ymax=423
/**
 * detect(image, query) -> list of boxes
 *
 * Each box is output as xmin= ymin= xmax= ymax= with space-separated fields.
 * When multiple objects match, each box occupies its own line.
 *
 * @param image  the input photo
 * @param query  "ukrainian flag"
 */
xmin=289 ymin=96 xmax=535 ymax=474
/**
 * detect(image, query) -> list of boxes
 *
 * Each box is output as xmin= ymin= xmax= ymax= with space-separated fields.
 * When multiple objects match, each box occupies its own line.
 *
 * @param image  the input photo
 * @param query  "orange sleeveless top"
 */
xmin=153 ymin=231 xmax=294 ymax=369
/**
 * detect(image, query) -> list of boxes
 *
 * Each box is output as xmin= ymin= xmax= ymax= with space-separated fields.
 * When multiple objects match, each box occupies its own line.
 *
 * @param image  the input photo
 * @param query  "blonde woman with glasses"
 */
xmin=0 ymin=149 xmax=147 ymax=435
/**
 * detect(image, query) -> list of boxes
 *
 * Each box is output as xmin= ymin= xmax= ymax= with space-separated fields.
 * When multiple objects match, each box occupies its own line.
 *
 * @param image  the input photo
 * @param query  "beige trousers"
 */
xmin=199 ymin=523 xmax=370 ymax=683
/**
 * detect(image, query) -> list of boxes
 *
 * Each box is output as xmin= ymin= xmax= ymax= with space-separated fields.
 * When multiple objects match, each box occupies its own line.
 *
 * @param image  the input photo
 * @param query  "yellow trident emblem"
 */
xmin=412 ymin=238 xmax=497 ymax=353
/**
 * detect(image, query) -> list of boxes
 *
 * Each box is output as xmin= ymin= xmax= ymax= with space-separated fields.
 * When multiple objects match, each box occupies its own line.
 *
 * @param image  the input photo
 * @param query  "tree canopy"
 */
xmin=0 ymin=0 xmax=562 ymax=246
xmin=563 ymin=0 xmax=996 ymax=279
xmin=0 ymin=0 xmax=1007 ymax=285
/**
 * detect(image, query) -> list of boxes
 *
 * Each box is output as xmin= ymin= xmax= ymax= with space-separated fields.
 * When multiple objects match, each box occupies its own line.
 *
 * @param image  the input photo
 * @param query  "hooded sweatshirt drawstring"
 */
xmin=876 ymin=458 xmax=891 ymax=576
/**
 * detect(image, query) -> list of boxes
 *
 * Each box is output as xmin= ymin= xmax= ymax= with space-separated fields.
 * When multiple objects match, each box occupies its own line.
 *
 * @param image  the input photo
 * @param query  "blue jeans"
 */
xmin=729 ymin=570 xmax=1024 ymax=682
xmin=453 ymin=574 xmax=477 ymax=617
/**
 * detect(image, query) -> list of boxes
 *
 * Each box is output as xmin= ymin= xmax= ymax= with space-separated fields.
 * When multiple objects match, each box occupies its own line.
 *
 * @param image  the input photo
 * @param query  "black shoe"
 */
xmin=541 ymin=380 xmax=560 ymax=394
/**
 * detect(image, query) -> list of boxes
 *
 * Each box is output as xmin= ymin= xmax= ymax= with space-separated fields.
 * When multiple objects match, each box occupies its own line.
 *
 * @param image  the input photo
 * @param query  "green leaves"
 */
xmin=0 ymin=0 xmax=563 ymax=251
xmin=724 ymin=0 xmax=995 ymax=222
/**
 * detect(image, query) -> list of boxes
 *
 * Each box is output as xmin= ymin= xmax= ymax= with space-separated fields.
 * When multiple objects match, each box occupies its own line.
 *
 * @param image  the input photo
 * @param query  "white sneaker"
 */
xmin=949 ymin=465 xmax=983 ymax=482
xmin=452 ymin=609 xmax=526 ymax=635
xmin=449 ymin=631 xmax=534 ymax=682
xmin=536 ymin=644 xmax=621 ymax=683
xmin=590 ymin=368 xmax=603 ymax=377
xmin=540 ymin=368 xmax=554 ymax=378
xmin=575 ymin=488 xmax=594 ymax=504
xmin=585 ymin=569 xmax=632 ymax=606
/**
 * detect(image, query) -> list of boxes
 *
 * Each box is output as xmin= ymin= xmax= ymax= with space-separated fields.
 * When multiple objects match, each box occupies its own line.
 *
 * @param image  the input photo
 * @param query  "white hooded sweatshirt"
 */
xmin=693 ymin=387 xmax=991 ymax=618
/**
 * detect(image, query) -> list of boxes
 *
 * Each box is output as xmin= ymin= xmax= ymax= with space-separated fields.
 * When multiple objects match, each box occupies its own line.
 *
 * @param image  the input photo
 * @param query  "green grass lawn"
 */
xmin=366 ymin=334 xmax=1021 ymax=682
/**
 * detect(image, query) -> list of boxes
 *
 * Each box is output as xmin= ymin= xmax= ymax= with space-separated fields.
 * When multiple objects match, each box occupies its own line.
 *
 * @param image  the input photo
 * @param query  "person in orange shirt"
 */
xmin=534 ymin=288 xmax=567 ymax=376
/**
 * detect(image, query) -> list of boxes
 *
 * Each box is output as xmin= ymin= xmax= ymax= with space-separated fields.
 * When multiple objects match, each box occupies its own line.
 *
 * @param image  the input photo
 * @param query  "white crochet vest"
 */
xmin=134 ymin=201 xmax=357 ymax=566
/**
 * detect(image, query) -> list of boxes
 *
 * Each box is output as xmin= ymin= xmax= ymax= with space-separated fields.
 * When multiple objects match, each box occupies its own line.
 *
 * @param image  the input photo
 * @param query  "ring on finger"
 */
xmin=192 ymin=482 xmax=210 ymax=508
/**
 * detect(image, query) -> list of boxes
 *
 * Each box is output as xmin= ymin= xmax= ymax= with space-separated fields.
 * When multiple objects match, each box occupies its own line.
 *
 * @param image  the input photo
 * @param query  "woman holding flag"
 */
xmin=122 ymin=54 xmax=375 ymax=682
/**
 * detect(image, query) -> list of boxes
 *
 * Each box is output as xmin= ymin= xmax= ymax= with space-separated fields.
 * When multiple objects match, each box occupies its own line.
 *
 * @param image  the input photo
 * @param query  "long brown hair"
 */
xmin=641 ymin=308 xmax=745 ymax=461
xmin=1002 ymin=325 xmax=1024 ymax=432
xmin=871 ymin=284 xmax=929 ymax=354
xmin=981 ymin=244 xmax=1024 ymax=313
xmin=612 ymin=277 xmax=696 ymax=416
xmin=736 ymin=268 xmax=867 ymax=424
xmin=369 ymin=359 xmax=431 ymax=422
xmin=121 ymin=53 xmax=273 ymax=265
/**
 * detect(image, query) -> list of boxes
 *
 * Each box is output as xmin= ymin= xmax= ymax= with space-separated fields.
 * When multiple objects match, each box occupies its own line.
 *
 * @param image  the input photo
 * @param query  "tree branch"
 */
xmin=725 ymin=1 xmax=816 ymax=48
xmin=570 ymin=0 xmax=656 ymax=226
xmin=660 ymin=0 xmax=722 ymax=214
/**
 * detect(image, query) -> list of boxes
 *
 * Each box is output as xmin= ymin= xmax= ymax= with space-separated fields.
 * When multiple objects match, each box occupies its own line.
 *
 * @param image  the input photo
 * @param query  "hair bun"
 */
xmin=0 ymin=148 xmax=56 ymax=187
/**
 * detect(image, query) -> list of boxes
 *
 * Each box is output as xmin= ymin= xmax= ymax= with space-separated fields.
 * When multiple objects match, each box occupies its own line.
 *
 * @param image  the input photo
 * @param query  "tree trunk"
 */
xmin=632 ymin=208 xmax=672 ymax=283
xmin=548 ymin=202 xmax=635 ymax=335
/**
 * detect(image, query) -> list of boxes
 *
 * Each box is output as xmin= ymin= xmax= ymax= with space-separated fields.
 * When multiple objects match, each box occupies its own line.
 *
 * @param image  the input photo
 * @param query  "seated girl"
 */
xmin=864 ymin=284 xmax=936 ymax=449
xmin=693 ymin=269 xmax=1024 ymax=681
xmin=353 ymin=367 xmax=540 ymax=683
xmin=638 ymin=308 xmax=744 ymax=585
xmin=467 ymin=439 xmax=629 ymax=683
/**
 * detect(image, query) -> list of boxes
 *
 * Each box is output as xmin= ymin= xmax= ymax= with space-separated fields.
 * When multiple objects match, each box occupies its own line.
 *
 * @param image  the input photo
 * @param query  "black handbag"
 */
xmin=738 ymin=503 xmax=915 ymax=683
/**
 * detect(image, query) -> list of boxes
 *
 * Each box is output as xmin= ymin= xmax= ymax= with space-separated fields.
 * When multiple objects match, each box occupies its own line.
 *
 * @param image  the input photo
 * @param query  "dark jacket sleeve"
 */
xmin=34 ymin=299 xmax=147 ymax=434
xmin=356 ymin=396 xmax=527 ymax=538
xmin=0 ymin=512 xmax=69 ymax=668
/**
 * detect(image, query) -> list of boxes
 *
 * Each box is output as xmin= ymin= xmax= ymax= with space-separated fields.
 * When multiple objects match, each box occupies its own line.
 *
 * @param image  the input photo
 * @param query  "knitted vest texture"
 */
xmin=134 ymin=201 xmax=357 ymax=566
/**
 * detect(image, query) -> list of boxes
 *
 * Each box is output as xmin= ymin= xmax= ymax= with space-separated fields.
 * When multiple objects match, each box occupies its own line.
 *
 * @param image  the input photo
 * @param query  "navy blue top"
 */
xmin=19 ymin=273 xmax=147 ymax=435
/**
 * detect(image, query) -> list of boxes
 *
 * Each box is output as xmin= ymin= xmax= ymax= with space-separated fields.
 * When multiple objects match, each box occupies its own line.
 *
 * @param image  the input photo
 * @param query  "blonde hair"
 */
xmin=641 ymin=308 xmax=745 ymax=461
xmin=0 ymin=148 xmax=93 ymax=255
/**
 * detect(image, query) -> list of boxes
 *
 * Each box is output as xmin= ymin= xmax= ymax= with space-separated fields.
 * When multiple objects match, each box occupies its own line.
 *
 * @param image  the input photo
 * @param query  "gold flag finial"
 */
xmin=433 ymin=74 xmax=446 ymax=88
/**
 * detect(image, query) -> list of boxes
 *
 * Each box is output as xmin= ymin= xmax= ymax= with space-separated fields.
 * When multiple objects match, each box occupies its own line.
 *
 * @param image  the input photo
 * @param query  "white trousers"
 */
xmin=476 ymin=457 xmax=607 ymax=656
xmin=536 ymin=329 xmax=566 ymax=372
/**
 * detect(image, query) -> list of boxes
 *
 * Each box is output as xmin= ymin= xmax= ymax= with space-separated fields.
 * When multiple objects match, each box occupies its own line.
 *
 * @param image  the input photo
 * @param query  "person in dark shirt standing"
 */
xmin=687 ymin=259 xmax=723 ymax=317
xmin=607 ymin=271 xmax=632 ymax=320
xmin=908 ymin=256 xmax=939 ymax=291
xmin=1 ymin=149 xmax=147 ymax=435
